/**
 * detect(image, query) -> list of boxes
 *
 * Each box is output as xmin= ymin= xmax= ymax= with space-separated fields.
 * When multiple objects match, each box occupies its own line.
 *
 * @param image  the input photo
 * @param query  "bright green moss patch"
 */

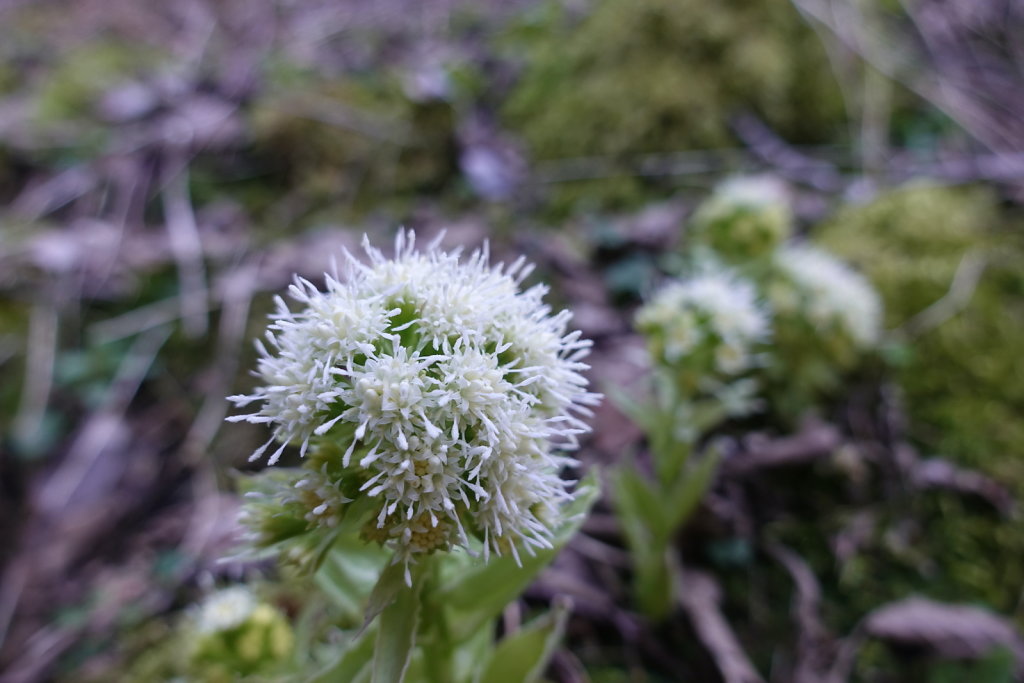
xmin=501 ymin=0 xmax=846 ymax=210
xmin=814 ymin=184 xmax=1024 ymax=635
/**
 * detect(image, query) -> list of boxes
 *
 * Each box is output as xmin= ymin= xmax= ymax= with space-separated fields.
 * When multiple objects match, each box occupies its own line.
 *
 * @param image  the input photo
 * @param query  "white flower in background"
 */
xmin=229 ymin=230 xmax=599 ymax=567
xmin=714 ymin=175 xmax=790 ymax=211
xmin=774 ymin=244 xmax=882 ymax=348
xmin=637 ymin=266 xmax=770 ymax=374
xmin=188 ymin=586 xmax=295 ymax=673
xmin=690 ymin=174 xmax=792 ymax=259
xmin=195 ymin=587 xmax=257 ymax=634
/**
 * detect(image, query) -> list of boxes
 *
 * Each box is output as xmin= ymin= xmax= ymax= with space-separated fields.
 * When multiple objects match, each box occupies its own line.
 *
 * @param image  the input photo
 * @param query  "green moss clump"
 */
xmin=763 ymin=469 xmax=1024 ymax=673
xmin=248 ymin=68 xmax=458 ymax=220
xmin=815 ymin=184 xmax=1024 ymax=633
xmin=501 ymin=0 xmax=846 ymax=210
xmin=723 ymin=187 xmax=1024 ymax=664
xmin=33 ymin=41 xmax=162 ymax=124
xmin=818 ymin=185 xmax=1024 ymax=487
xmin=0 ymin=61 xmax=16 ymax=96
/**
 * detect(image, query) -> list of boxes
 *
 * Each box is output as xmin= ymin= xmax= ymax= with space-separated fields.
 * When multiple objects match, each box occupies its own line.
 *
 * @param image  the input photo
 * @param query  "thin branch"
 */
xmin=161 ymin=159 xmax=209 ymax=338
xmin=182 ymin=264 xmax=258 ymax=463
xmin=37 ymin=326 xmax=172 ymax=515
xmin=723 ymin=422 xmax=842 ymax=477
xmin=764 ymin=542 xmax=831 ymax=683
xmin=898 ymin=250 xmax=987 ymax=337
xmin=677 ymin=567 xmax=765 ymax=683
xmin=12 ymin=301 xmax=58 ymax=451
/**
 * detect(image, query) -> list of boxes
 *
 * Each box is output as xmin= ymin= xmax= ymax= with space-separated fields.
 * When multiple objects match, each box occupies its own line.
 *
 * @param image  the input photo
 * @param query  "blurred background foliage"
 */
xmin=501 ymin=0 xmax=847 ymax=211
xmin=1 ymin=0 xmax=1024 ymax=681
xmin=821 ymin=185 xmax=1024 ymax=484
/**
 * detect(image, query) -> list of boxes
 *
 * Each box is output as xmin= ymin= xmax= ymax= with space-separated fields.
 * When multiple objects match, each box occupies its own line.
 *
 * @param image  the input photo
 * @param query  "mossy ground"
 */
xmin=819 ymin=185 xmax=1024 ymax=487
xmin=816 ymin=185 xmax=1024 ymax=625
xmin=4 ymin=1 xmax=1024 ymax=680
xmin=501 ymin=0 xmax=846 ymax=212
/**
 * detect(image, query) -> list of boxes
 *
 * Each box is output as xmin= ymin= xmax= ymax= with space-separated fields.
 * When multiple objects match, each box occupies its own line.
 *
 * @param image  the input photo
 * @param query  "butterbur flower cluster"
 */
xmin=229 ymin=231 xmax=598 ymax=570
xmin=772 ymin=244 xmax=882 ymax=351
xmin=195 ymin=587 xmax=258 ymax=634
xmin=636 ymin=265 xmax=770 ymax=383
xmin=689 ymin=175 xmax=792 ymax=261
xmin=760 ymin=244 xmax=883 ymax=417
xmin=188 ymin=587 xmax=294 ymax=677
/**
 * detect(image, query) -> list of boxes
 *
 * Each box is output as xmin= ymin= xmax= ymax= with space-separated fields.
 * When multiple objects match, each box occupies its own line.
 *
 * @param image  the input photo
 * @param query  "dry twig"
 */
xmin=677 ymin=567 xmax=765 ymax=683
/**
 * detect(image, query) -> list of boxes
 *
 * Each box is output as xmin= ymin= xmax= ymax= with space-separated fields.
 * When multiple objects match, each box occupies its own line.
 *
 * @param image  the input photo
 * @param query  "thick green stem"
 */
xmin=421 ymin=555 xmax=456 ymax=683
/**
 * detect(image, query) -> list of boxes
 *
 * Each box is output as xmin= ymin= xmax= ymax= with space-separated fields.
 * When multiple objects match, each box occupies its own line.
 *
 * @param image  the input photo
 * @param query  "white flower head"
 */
xmin=229 ymin=230 xmax=599 ymax=569
xmin=690 ymin=175 xmax=792 ymax=260
xmin=637 ymin=265 xmax=770 ymax=375
xmin=195 ymin=587 xmax=257 ymax=634
xmin=774 ymin=244 xmax=882 ymax=348
xmin=714 ymin=175 xmax=790 ymax=211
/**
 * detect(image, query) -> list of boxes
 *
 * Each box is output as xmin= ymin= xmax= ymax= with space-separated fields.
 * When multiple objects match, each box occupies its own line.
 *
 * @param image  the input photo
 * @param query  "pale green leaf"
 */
xmin=305 ymin=628 xmax=375 ymax=683
xmin=372 ymin=565 xmax=425 ymax=683
xmin=438 ymin=471 xmax=600 ymax=641
xmin=307 ymin=495 xmax=378 ymax=576
xmin=606 ymin=384 xmax=657 ymax=434
xmin=612 ymin=465 xmax=671 ymax=546
xmin=362 ymin=560 xmax=410 ymax=634
xmin=315 ymin=535 xmax=391 ymax=625
xmin=451 ymin=617 xmax=496 ymax=683
xmin=634 ymin=548 xmax=674 ymax=620
xmin=475 ymin=598 xmax=572 ymax=683
xmin=665 ymin=449 xmax=720 ymax=531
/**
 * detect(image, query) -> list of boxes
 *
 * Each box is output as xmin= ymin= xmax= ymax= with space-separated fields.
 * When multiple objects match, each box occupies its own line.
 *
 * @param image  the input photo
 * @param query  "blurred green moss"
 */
xmin=808 ymin=184 xmax=1024 ymax=636
xmin=76 ymin=598 xmax=295 ymax=683
xmin=818 ymin=185 xmax=1024 ymax=486
xmin=248 ymin=66 xmax=458 ymax=220
xmin=0 ymin=61 xmax=16 ymax=96
xmin=33 ymin=41 xmax=163 ymax=123
xmin=501 ymin=0 xmax=846 ymax=211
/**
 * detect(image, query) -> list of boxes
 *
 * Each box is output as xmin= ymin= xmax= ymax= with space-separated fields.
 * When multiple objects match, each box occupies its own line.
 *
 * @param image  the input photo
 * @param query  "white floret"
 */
xmin=195 ymin=587 xmax=257 ymax=634
xmin=775 ymin=244 xmax=882 ymax=347
xmin=714 ymin=174 xmax=790 ymax=210
xmin=638 ymin=266 xmax=770 ymax=373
